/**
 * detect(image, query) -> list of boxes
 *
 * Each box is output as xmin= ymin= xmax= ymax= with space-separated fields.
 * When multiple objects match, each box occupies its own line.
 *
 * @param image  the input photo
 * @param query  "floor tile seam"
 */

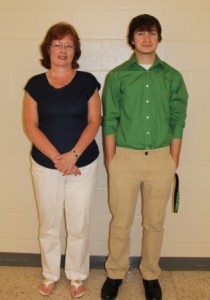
xmin=171 ymin=271 xmax=180 ymax=300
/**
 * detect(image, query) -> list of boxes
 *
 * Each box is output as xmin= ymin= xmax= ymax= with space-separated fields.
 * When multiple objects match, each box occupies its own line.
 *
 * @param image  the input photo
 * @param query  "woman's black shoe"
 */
xmin=101 ymin=277 xmax=123 ymax=299
xmin=143 ymin=279 xmax=162 ymax=300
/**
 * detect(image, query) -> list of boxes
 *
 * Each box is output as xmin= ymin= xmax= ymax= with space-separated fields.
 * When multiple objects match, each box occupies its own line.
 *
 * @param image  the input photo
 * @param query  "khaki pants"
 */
xmin=105 ymin=146 xmax=176 ymax=280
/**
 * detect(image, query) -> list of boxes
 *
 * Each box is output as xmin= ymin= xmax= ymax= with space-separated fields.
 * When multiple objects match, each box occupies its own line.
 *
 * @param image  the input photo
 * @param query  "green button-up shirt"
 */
xmin=102 ymin=54 xmax=188 ymax=150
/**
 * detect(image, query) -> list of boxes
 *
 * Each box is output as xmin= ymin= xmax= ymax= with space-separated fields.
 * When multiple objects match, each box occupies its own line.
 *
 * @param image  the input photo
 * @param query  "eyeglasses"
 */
xmin=51 ymin=42 xmax=74 ymax=50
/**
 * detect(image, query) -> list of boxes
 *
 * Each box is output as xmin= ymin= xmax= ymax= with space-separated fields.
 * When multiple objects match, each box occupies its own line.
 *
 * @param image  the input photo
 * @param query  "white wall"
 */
xmin=0 ymin=0 xmax=210 ymax=258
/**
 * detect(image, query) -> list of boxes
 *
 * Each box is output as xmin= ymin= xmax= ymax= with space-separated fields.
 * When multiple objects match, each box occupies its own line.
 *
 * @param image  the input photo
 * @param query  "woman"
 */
xmin=23 ymin=22 xmax=101 ymax=298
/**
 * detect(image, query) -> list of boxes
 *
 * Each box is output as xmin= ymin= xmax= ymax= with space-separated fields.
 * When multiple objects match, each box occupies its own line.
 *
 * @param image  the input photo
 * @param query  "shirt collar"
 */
xmin=128 ymin=53 xmax=165 ymax=69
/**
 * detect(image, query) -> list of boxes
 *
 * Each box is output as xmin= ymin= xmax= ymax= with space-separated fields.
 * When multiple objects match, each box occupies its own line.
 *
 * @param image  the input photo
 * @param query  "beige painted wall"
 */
xmin=0 ymin=0 xmax=210 ymax=258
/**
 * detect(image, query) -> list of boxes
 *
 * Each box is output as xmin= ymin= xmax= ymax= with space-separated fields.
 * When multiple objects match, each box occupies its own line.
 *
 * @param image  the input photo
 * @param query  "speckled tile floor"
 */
xmin=0 ymin=266 xmax=210 ymax=299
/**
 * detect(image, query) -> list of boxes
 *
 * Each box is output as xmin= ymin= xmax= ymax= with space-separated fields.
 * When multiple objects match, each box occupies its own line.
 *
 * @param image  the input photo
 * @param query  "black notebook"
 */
xmin=173 ymin=173 xmax=180 ymax=213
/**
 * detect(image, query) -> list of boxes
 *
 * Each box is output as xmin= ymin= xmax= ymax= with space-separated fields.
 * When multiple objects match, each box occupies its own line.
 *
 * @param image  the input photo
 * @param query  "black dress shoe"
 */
xmin=101 ymin=277 xmax=123 ymax=299
xmin=143 ymin=279 xmax=162 ymax=300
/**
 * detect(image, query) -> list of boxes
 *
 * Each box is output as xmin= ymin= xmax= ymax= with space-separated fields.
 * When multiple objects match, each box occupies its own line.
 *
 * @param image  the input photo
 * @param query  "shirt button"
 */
xmin=146 ymin=116 xmax=149 ymax=119
xmin=146 ymin=84 xmax=149 ymax=88
xmin=145 ymin=151 xmax=148 ymax=155
xmin=146 ymin=100 xmax=149 ymax=103
xmin=147 ymin=131 xmax=150 ymax=134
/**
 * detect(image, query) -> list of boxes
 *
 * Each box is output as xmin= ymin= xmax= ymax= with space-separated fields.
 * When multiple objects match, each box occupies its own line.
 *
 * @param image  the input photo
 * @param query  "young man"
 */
xmin=101 ymin=14 xmax=188 ymax=300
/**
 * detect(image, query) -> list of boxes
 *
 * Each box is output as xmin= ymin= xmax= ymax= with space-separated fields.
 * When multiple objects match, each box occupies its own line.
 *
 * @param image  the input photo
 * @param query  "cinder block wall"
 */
xmin=0 ymin=0 xmax=210 ymax=258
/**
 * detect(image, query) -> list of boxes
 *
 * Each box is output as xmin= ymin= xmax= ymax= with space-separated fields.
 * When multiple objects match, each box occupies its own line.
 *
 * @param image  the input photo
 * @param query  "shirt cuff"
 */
xmin=172 ymin=125 xmax=184 ymax=139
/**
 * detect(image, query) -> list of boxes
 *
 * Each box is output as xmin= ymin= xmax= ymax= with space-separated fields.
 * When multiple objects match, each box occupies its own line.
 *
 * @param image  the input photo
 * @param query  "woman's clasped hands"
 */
xmin=53 ymin=151 xmax=81 ymax=176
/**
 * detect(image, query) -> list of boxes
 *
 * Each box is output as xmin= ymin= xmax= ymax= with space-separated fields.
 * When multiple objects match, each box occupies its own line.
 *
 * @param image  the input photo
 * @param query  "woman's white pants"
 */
xmin=31 ymin=159 xmax=98 ymax=282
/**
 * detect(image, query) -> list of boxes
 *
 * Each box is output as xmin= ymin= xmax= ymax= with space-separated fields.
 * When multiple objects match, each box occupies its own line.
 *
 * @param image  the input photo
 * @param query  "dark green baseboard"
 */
xmin=0 ymin=253 xmax=210 ymax=270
